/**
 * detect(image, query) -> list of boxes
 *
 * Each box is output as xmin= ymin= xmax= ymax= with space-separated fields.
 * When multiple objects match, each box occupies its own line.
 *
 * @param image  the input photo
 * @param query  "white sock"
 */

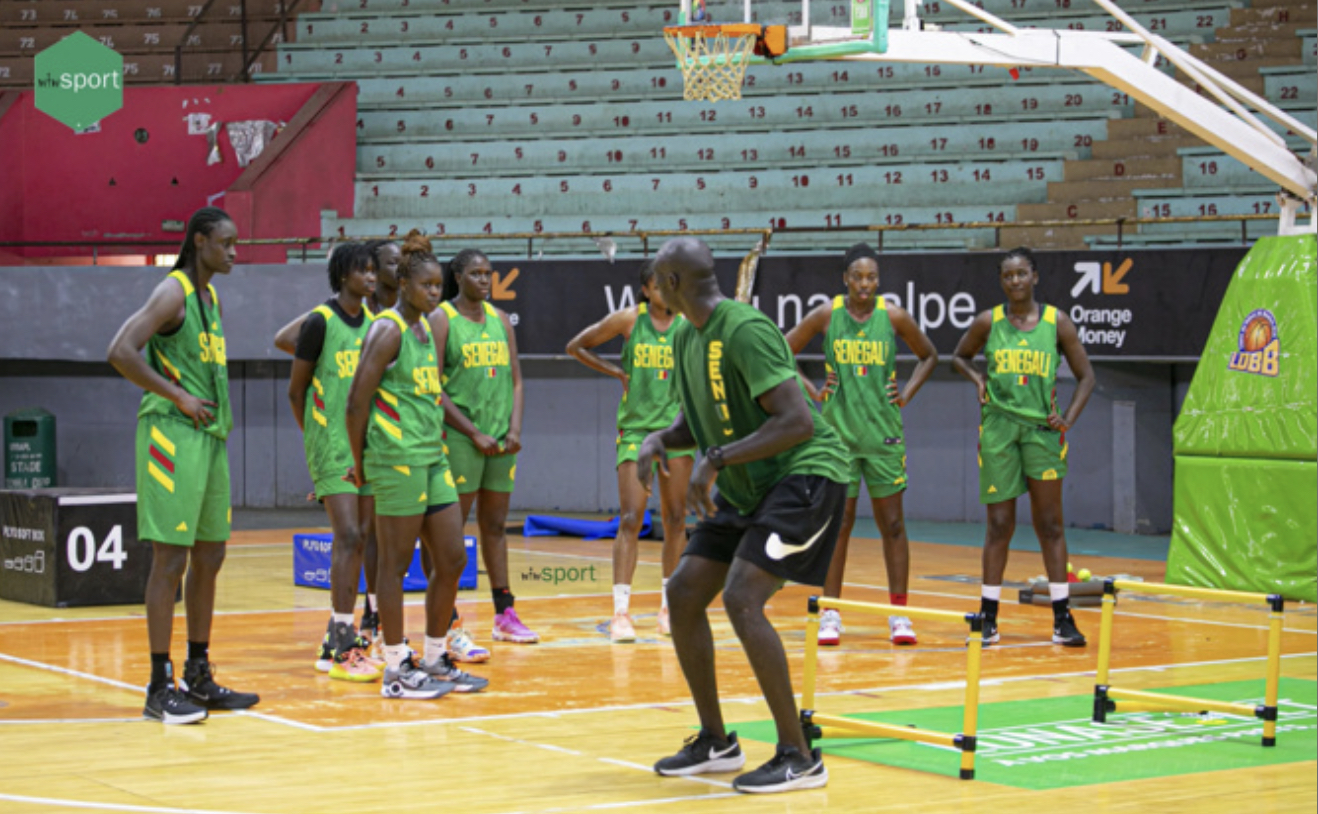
xmin=661 ymin=578 xmax=669 ymax=611
xmin=368 ymin=593 xmax=378 ymax=613
xmin=423 ymin=635 xmax=447 ymax=666
xmin=981 ymin=585 xmax=1002 ymax=602
xmin=331 ymin=612 xmax=354 ymax=626
xmin=383 ymin=643 xmax=409 ymax=671
xmin=613 ymin=584 xmax=631 ymax=616
xmin=1049 ymin=582 xmax=1070 ymax=602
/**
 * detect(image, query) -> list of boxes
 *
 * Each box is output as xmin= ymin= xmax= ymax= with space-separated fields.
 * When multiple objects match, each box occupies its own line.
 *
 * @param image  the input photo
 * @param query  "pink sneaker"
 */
xmin=493 ymin=608 xmax=540 ymax=643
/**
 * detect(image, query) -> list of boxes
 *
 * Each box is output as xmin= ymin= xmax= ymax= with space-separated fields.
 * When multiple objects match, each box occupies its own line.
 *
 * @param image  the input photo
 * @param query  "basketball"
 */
xmin=1243 ymin=316 xmax=1273 ymax=352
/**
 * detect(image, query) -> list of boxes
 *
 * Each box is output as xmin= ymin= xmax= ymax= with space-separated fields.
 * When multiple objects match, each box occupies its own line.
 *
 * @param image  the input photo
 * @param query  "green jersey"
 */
xmin=673 ymin=299 xmax=851 ymax=514
xmin=366 ymin=310 xmax=445 ymax=466
xmin=984 ymin=303 xmax=1060 ymax=426
xmin=821 ymin=295 xmax=903 ymax=454
xmin=302 ymin=301 xmax=374 ymax=481
xmin=138 ymin=269 xmax=232 ymax=440
xmin=617 ymin=303 xmax=683 ymax=433
xmin=439 ymin=300 xmax=514 ymax=440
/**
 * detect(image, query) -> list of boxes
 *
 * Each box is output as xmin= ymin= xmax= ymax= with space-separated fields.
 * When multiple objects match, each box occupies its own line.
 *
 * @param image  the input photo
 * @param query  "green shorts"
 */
xmin=847 ymin=449 xmax=907 ymax=500
xmin=136 ymin=416 xmax=230 ymax=546
xmin=312 ymin=456 xmax=362 ymax=501
xmin=444 ymin=431 xmax=516 ymax=495
xmin=615 ymin=428 xmax=698 ymax=468
xmin=978 ymin=408 xmax=1068 ymax=504
xmin=365 ymin=457 xmax=459 ymax=517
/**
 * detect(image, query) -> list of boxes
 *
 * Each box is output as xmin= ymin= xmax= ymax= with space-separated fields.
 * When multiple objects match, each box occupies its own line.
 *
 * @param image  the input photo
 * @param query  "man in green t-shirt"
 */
xmin=638 ymin=238 xmax=850 ymax=794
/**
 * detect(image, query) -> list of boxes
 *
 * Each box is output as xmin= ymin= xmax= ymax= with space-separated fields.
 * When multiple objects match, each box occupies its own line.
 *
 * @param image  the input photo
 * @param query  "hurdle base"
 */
xmin=1263 ymin=737 xmax=1276 ymax=747
xmin=960 ymin=768 xmax=974 ymax=780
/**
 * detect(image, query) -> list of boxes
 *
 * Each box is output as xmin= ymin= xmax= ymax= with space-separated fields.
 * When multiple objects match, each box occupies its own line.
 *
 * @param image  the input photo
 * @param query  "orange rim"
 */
xmin=663 ymin=24 xmax=764 ymax=38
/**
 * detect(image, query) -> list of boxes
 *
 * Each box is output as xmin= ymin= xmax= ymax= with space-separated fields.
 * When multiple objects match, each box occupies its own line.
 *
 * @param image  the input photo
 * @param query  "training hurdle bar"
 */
xmin=800 ymin=596 xmax=986 ymax=779
xmin=1093 ymin=579 xmax=1285 ymax=746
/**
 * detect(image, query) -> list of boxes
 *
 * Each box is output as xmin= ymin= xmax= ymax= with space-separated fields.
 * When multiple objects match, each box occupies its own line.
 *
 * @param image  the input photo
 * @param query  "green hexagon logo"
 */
xmin=34 ymin=31 xmax=124 ymax=132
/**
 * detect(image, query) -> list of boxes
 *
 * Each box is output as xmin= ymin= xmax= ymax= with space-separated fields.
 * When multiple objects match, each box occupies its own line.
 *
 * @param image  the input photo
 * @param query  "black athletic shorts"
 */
xmin=685 ymin=474 xmax=847 ymax=587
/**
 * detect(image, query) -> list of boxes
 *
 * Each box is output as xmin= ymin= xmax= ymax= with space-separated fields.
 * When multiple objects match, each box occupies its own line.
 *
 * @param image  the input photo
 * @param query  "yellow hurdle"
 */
xmin=1093 ymin=579 xmax=1285 ymax=746
xmin=801 ymin=596 xmax=984 ymax=780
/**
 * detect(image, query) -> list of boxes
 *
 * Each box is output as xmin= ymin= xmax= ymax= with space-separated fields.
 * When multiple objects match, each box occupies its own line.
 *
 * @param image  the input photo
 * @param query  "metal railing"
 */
xmin=0 ymin=212 xmax=1298 ymax=265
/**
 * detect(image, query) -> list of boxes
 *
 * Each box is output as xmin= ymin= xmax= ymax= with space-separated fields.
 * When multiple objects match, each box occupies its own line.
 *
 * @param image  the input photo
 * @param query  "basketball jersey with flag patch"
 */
xmin=303 ymin=301 xmax=374 ymax=480
xmin=439 ymin=300 xmax=514 ymax=440
xmin=984 ymin=303 xmax=1059 ymax=425
xmin=821 ymin=294 xmax=903 ymax=456
xmin=139 ymin=269 xmax=232 ymax=440
xmin=617 ymin=303 xmax=683 ymax=433
xmin=365 ymin=310 xmax=444 ymax=466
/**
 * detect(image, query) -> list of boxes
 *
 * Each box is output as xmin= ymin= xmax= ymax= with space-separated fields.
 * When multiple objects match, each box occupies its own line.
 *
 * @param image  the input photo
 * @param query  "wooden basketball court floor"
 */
xmin=0 ymin=521 xmax=1314 ymax=814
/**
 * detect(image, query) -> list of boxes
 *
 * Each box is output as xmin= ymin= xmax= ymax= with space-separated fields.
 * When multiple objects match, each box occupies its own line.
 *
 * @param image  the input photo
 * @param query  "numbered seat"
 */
xmin=354 ymin=159 xmax=1060 ymax=222
xmin=936 ymin=5 xmax=1233 ymax=40
xmin=1179 ymin=148 xmax=1271 ymax=190
xmin=295 ymin=6 xmax=672 ymax=45
xmin=275 ymin=37 xmax=670 ymax=75
xmin=1262 ymin=66 xmax=1317 ymax=108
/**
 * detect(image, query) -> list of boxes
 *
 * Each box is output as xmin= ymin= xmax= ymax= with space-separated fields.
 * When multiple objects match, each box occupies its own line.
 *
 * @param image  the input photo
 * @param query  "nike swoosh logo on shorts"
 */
xmin=765 ymin=522 xmax=830 ymax=561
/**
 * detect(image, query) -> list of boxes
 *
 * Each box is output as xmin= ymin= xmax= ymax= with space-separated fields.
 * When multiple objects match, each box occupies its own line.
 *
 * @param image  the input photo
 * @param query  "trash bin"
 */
xmin=4 ymin=408 xmax=56 ymax=489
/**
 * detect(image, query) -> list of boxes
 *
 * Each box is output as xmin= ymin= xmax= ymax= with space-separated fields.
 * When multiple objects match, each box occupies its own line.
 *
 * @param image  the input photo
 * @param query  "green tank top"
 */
xmin=439 ymin=300 xmax=513 ymax=440
xmin=303 ymin=302 xmax=374 ymax=478
xmin=821 ymin=295 xmax=903 ymax=454
xmin=984 ymin=303 xmax=1059 ymax=425
xmin=365 ymin=310 xmax=445 ymax=466
xmin=617 ymin=303 xmax=683 ymax=433
xmin=138 ymin=270 xmax=232 ymax=440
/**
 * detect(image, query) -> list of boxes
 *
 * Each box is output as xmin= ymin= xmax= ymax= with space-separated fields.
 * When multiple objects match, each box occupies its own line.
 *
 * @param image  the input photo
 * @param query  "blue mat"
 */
xmin=523 ymin=510 xmax=651 ymax=540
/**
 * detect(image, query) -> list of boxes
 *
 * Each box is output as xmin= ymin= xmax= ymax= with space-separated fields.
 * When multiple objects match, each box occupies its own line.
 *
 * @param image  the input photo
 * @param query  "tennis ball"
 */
xmin=1078 ymin=568 xmax=1092 ymax=581
xmin=1067 ymin=561 xmax=1074 ymax=573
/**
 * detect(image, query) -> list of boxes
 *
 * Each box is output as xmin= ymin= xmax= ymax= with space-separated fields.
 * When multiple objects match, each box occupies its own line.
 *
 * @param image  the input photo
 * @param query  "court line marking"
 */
xmin=0 ymin=795 xmax=268 ymax=814
xmin=460 ymin=725 xmax=737 ymax=791
xmin=0 ymin=651 xmax=140 ymax=692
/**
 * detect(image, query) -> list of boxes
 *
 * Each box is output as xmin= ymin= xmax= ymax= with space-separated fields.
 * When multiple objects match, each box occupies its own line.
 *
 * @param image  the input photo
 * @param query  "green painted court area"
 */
xmin=739 ymin=679 xmax=1316 ymax=789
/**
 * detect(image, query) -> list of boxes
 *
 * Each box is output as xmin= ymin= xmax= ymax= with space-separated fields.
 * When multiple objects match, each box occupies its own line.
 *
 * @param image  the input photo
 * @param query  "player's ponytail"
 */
xmin=398 ymin=229 xmax=437 ymax=280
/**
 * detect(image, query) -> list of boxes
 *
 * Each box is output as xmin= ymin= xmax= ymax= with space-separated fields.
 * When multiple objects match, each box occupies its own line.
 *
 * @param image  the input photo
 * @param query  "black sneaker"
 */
xmin=420 ymin=652 xmax=489 ymax=693
xmin=144 ymin=684 xmax=208 ymax=725
xmin=970 ymin=617 xmax=1000 ymax=647
xmin=732 ymin=745 xmax=828 ymax=793
xmin=654 ymin=730 xmax=746 ymax=776
xmin=1053 ymin=612 xmax=1087 ymax=647
xmin=360 ymin=610 xmax=380 ymax=641
xmin=180 ymin=659 xmax=260 ymax=710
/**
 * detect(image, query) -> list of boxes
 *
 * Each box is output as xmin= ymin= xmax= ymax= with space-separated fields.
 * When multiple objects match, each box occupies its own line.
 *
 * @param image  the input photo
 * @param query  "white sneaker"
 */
xmin=889 ymin=615 xmax=917 ymax=645
xmin=818 ymin=609 xmax=842 ymax=646
xmin=610 ymin=613 xmax=636 ymax=643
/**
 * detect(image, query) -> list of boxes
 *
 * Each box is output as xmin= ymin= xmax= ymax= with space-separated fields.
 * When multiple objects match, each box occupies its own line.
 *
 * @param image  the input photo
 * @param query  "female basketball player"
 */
xmin=951 ymin=246 xmax=1095 ymax=647
xmin=107 ymin=206 xmax=258 ymax=723
xmin=785 ymin=243 xmax=937 ymax=647
xmin=275 ymin=238 xmax=400 ymax=642
xmin=287 ymin=243 xmax=382 ymax=681
xmin=431 ymin=248 xmax=534 ymax=657
xmin=345 ymin=232 xmax=488 ymax=698
xmin=566 ymin=260 xmax=694 ymax=641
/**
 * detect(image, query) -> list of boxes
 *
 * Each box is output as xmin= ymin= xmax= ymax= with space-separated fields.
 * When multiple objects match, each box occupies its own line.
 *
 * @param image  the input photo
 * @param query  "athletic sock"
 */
xmin=364 ymin=593 xmax=375 ymax=615
xmin=331 ymin=612 xmax=354 ymax=627
xmin=661 ymin=578 xmax=669 ymax=611
xmin=980 ymin=585 xmax=1001 ymax=619
xmin=1050 ymin=583 xmax=1071 ymax=619
xmin=613 ymin=584 xmax=632 ymax=616
xmin=423 ymin=635 xmax=447 ymax=667
xmin=186 ymin=641 xmax=208 ymax=663
xmin=493 ymin=587 xmax=514 ymax=616
xmin=383 ymin=643 xmax=409 ymax=671
xmin=890 ymin=593 xmax=908 ymax=607
xmin=149 ymin=653 xmax=173 ymax=692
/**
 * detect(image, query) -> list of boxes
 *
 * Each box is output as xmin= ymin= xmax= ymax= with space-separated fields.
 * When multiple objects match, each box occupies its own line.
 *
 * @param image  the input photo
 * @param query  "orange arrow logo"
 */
xmin=492 ymin=268 xmax=519 ymax=301
xmin=1102 ymin=258 xmax=1132 ymax=294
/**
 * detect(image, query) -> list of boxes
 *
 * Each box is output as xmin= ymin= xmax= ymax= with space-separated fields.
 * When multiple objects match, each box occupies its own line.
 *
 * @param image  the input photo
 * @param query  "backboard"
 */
xmin=678 ymin=0 xmax=889 ymax=58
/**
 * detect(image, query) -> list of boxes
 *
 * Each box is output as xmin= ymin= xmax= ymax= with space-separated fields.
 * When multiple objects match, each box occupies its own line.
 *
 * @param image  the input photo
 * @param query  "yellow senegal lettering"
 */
xmin=995 ymin=349 xmax=1051 ymax=377
xmin=634 ymin=343 xmax=673 ymax=369
xmin=336 ymin=350 xmax=360 ymax=378
xmin=463 ymin=341 xmax=508 ymax=368
xmin=833 ymin=338 xmax=886 ymax=366
xmin=198 ymin=333 xmax=226 ymax=365
xmin=413 ymin=366 xmax=440 ymax=395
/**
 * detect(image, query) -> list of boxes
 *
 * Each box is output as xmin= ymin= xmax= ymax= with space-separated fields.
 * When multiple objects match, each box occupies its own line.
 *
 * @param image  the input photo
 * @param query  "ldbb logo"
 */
xmin=34 ymin=31 xmax=124 ymax=131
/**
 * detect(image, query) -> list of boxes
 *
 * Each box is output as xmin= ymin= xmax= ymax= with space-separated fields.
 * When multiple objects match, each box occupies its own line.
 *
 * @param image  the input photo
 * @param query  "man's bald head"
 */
xmin=655 ymin=237 xmax=715 ymax=279
xmin=652 ymin=238 xmax=722 ymax=321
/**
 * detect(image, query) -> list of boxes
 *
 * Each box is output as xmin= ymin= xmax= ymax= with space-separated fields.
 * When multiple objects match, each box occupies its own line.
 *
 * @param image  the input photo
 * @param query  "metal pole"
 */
xmin=241 ymin=0 xmax=250 ymax=82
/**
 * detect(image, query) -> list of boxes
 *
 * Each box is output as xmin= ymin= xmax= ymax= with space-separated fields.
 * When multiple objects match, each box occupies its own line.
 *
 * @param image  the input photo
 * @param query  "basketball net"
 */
xmin=663 ymin=27 xmax=757 ymax=102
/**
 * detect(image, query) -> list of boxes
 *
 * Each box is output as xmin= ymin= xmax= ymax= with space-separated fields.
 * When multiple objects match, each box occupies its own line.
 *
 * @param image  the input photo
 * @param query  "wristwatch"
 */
xmin=706 ymin=446 xmax=726 ymax=471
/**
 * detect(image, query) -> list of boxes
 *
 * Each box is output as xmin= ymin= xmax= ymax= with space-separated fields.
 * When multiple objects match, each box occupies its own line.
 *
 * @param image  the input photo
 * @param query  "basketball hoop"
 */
xmin=662 ymin=24 xmax=787 ymax=102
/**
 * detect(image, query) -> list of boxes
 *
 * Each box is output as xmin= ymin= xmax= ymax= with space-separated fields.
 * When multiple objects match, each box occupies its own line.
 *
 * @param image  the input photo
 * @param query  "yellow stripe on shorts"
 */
xmin=148 ymin=460 xmax=176 ymax=493
xmin=150 ymin=426 xmax=176 ymax=457
xmin=374 ymin=413 xmax=403 ymax=440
